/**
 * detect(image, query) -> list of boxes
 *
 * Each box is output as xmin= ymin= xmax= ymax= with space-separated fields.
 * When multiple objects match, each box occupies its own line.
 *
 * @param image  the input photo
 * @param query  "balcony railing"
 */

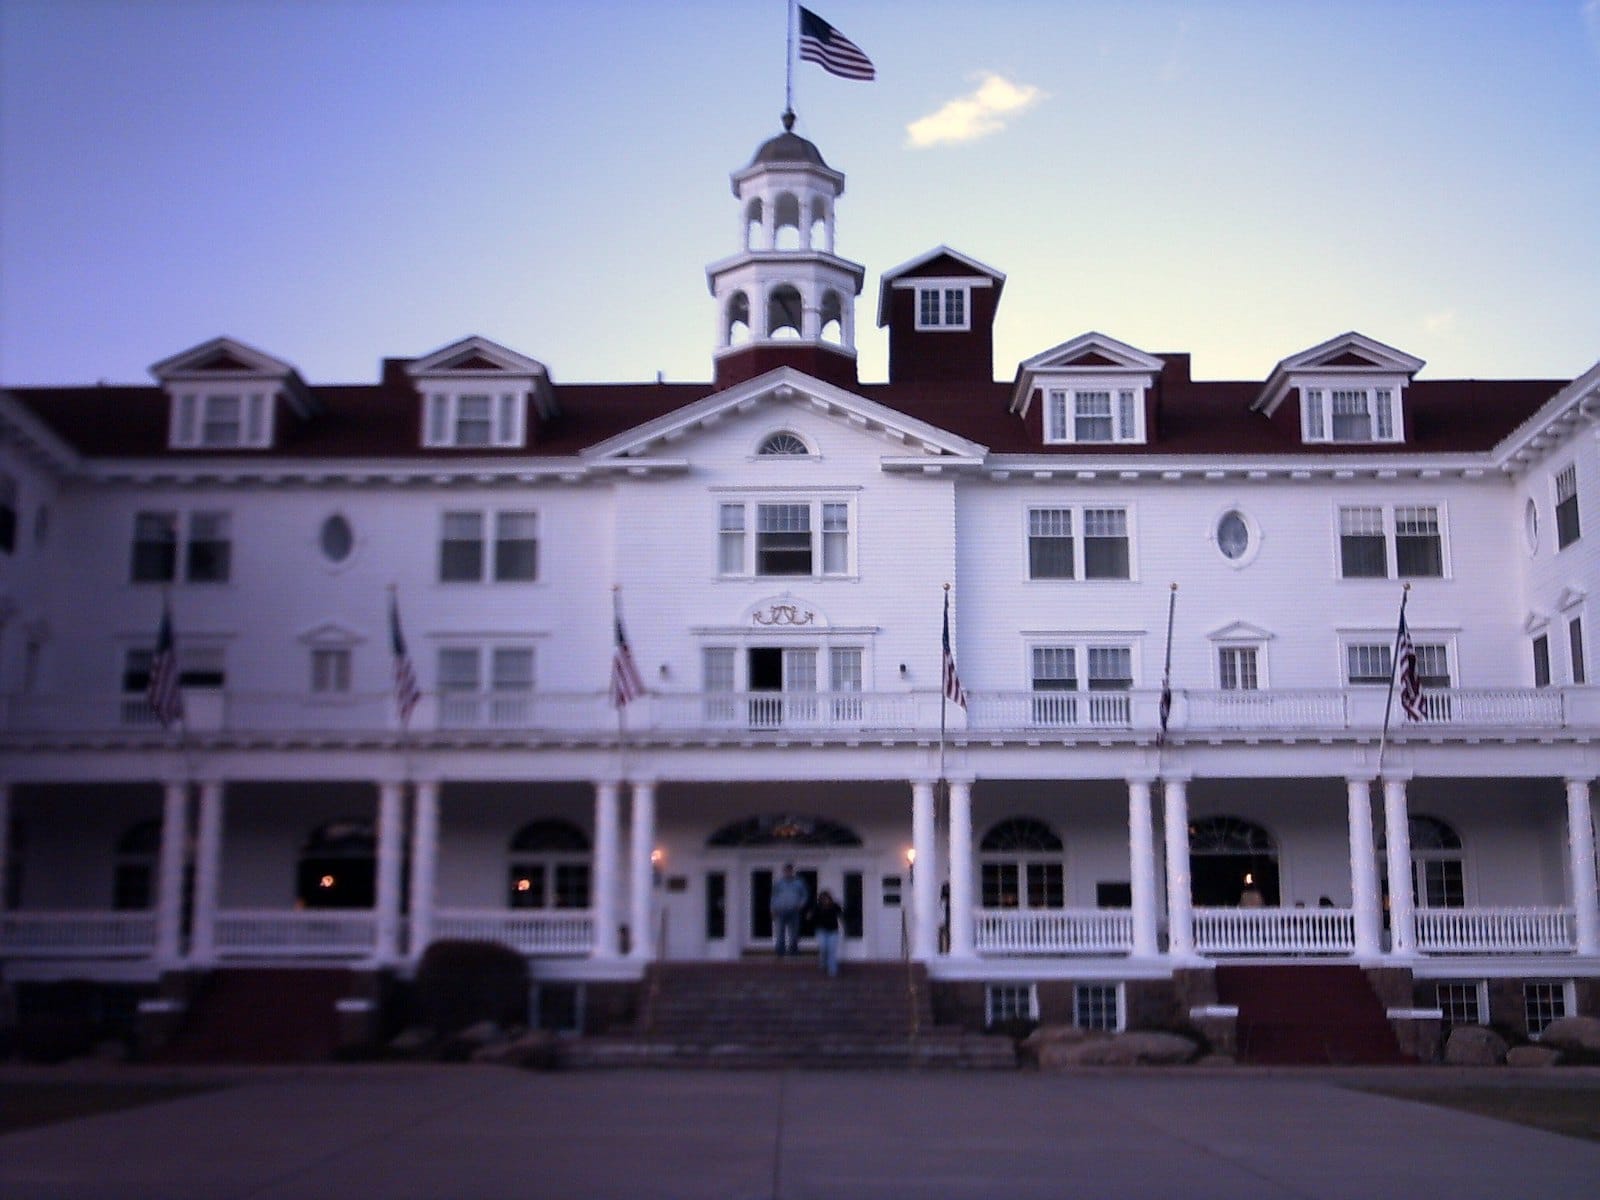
xmin=1413 ymin=906 xmax=1574 ymax=954
xmin=7 ymin=684 xmax=1585 ymax=741
xmin=1193 ymin=906 xmax=1357 ymax=955
xmin=212 ymin=909 xmax=377 ymax=957
xmin=974 ymin=908 xmax=1134 ymax=955
xmin=433 ymin=909 xmax=593 ymax=955
xmin=0 ymin=911 xmax=157 ymax=956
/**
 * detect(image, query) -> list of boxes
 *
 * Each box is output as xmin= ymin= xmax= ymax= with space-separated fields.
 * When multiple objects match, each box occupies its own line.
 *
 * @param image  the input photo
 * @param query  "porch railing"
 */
xmin=0 ymin=911 xmax=157 ymax=956
xmin=1192 ymin=906 xmax=1356 ymax=955
xmin=432 ymin=909 xmax=593 ymax=956
xmin=1413 ymin=906 xmax=1574 ymax=954
xmin=974 ymin=908 xmax=1133 ymax=955
xmin=212 ymin=910 xmax=377 ymax=957
xmin=4 ymin=684 xmax=1585 ymax=740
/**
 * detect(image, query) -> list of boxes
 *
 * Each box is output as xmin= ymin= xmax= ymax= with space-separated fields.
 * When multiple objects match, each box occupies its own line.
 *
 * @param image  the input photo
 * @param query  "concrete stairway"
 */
xmin=559 ymin=961 xmax=1016 ymax=1069
xmin=1215 ymin=964 xmax=1409 ymax=1065
xmin=153 ymin=968 xmax=353 ymax=1063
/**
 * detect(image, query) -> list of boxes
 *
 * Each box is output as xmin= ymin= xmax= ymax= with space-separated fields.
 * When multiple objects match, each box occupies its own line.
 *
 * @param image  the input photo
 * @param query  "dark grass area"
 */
xmin=1351 ymin=1083 xmax=1600 ymax=1143
xmin=0 ymin=1080 xmax=223 ymax=1134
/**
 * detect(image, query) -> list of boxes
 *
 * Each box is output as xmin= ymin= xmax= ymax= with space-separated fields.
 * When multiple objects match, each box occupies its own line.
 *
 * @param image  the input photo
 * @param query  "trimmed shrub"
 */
xmin=413 ymin=940 xmax=529 ymax=1036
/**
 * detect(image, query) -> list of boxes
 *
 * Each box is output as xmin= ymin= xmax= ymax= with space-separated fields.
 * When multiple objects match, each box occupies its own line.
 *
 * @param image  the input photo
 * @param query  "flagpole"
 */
xmin=1376 ymin=583 xmax=1410 ymax=779
xmin=784 ymin=0 xmax=796 ymax=123
xmin=1156 ymin=582 xmax=1177 ymax=778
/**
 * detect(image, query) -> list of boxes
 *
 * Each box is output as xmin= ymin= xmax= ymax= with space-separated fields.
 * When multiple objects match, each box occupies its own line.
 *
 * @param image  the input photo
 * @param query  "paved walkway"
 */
xmin=2 ymin=1065 xmax=1599 ymax=1199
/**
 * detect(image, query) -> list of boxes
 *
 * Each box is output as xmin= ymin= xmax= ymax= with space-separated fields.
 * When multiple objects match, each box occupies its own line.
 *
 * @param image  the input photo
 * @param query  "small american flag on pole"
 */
xmin=798 ymin=6 xmax=876 ymax=81
xmin=611 ymin=589 xmax=645 ymax=708
xmin=389 ymin=589 xmax=421 ymax=727
xmin=941 ymin=588 xmax=968 ymax=709
xmin=1396 ymin=608 xmax=1424 ymax=722
xmin=147 ymin=599 xmax=184 ymax=728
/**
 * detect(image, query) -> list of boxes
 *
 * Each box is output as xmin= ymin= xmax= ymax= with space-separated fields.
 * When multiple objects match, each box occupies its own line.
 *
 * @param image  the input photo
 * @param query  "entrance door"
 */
xmin=750 ymin=865 xmax=820 ymax=943
xmin=746 ymin=863 xmax=867 ymax=952
xmin=747 ymin=648 xmax=816 ymax=728
xmin=1191 ymin=854 xmax=1280 ymax=907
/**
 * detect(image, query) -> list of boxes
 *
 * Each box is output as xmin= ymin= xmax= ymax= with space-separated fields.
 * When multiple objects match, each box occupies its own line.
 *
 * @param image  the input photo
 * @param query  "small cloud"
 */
xmin=906 ymin=73 xmax=1045 ymax=149
xmin=1423 ymin=311 xmax=1457 ymax=335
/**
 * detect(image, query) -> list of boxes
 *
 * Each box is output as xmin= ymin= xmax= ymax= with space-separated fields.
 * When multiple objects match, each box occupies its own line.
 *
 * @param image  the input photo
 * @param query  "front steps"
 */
xmin=151 ymin=968 xmax=354 ymax=1063
xmin=559 ymin=960 xmax=1016 ymax=1069
xmin=1215 ymin=964 xmax=1410 ymax=1065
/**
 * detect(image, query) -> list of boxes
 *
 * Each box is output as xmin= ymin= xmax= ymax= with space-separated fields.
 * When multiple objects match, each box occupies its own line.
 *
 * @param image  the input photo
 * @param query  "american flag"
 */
xmin=147 ymin=600 xmax=184 ymax=728
xmin=611 ymin=590 xmax=645 ymax=708
xmin=1396 ymin=609 xmax=1424 ymax=721
xmin=389 ymin=590 xmax=421 ymax=726
xmin=941 ymin=589 xmax=968 ymax=709
xmin=798 ymin=7 xmax=876 ymax=81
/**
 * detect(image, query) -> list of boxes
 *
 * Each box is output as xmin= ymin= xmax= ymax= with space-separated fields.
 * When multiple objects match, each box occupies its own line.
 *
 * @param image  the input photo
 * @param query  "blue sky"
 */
xmin=2 ymin=1 xmax=1596 ymax=388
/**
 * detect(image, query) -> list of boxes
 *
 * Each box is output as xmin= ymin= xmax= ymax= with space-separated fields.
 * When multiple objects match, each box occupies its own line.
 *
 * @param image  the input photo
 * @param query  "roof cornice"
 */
xmin=1491 ymin=359 xmax=1600 ymax=475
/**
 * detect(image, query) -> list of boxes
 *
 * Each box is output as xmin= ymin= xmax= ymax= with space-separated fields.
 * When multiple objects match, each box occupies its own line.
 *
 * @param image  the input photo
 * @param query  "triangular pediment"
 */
xmin=406 ymin=336 xmax=548 ymax=380
xmin=150 ymin=336 xmax=299 ymax=382
xmin=1011 ymin=333 xmax=1165 ymax=416
xmin=582 ymin=367 xmax=987 ymax=464
xmin=880 ymin=245 xmax=1005 ymax=285
xmin=1254 ymin=332 xmax=1425 ymax=415
xmin=297 ymin=621 xmax=367 ymax=647
xmin=1206 ymin=620 xmax=1275 ymax=642
xmin=1556 ymin=585 xmax=1587 ymax=611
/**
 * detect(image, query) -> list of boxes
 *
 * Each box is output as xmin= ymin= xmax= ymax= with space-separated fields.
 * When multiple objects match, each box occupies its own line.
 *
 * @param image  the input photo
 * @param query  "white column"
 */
xmin=911 ymin=780 xmax=938 ymax=961
xmin=373 ymin=781 xmax=405 ymax=966
xmin=1162 ymin=776 xmax=1194 ymax=958
xmin=1382 ymin=777 xmax=1415 ymax=957
xmin=591 ymin=780 xmax=620 ymax=959
xmin=1348 ymin=776 xmax=1382 ymax=960
xmin=408 ymin=780 xmax=439 ymax=960
xmin=188 ymin=780 xmax=224 ymax=964
xmin=1566 ymin=778 xmax=1600 ymax=955
xmin=947 ymin=779 xmax=975 ymax=958
xmin=628 ymin=779 xmax=656 ymax=961
xmin=1128 ymin=777 xmax=1159 ymax=957
xmin=154 ymin=781 xmax=189 ymax=965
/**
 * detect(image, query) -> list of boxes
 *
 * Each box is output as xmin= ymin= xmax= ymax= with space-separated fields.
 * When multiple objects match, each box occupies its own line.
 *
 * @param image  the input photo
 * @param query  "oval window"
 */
xmin=1524 ymin=498 xmax=1539 ymax=554
xmin=319 ymin=514 xmax=354 ymax=563
xmin=1217 ymin=510 xmax=1250 ymax=560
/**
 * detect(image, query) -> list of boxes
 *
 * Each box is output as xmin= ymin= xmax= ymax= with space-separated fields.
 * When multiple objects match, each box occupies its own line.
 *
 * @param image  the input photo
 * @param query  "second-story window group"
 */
xmin=439 ymin=510 xmax=538 ymax=582
xmin=131 ymin=511 xmax=231 ymax=584
xmin=719 ymin=498 xmax=852 ymax=578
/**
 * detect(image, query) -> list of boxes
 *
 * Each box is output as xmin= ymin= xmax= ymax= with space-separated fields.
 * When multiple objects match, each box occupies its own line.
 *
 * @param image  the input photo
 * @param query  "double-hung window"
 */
xmin=916 ymin=285 xmax=969 ymax=330
xmin=1532 ymin=633 xmax=1552 ymax=687
xmin=1556 ymin=465 xmax=1581 ymax=549
xmin=437 ymin=645 xmax=535 ymax=727
xmin=716 ymin=497 xmax=853 ymax=579
xmin=1027 ymin=505 xmax=1131 ymax=580
xmin=310 ymin=648 xmax=352 ymax=695
xmin=1218 ymin=646 xmax=1260 ymax=691
xmin=1044 ymin=388 xmax=1143 ymax=444
xmin=1346 ymin=639 xmax=1451 ymax=690
xmin=1302 ymin=386 xmax=1399 ymax=443
xmin=1337 ymin=504 xmax=1445 ymax=579
xmin=439 ymin=510 xmax=538 ymax=582
xmin=1031 ymin=642 xmax=1135 ymax=726
xmin=424 ymin=392 xmax=525 ymax=448
xmin=171 ymin=393 xmax=273 ymax=449
xmin=131 ymin=511 xmax=231 ymax=584
xmin=1572 ymin=617 xmax=1588 ymax=684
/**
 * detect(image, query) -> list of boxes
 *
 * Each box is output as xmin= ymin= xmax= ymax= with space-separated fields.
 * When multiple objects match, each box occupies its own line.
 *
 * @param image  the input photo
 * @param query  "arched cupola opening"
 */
xmin=808 ymin=196 xmax=831 ymax=253
xmin=819 ymin=289 xmax=844 ymax=345
xmin=767 ymin=285 xmax=804 ymax=339
xmin=773 ymin=192 xmax=802 ymax=250
xmin=743 ymin=198 xmax=763 ymax=250
xmin=725 ymin=291 xmax=751 ymax=347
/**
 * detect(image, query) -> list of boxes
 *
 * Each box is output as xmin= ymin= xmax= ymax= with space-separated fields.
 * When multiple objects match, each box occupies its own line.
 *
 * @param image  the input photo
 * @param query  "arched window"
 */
xmin=509 ymin=818 xmax=591 ymax=909
xmin=767 ymin=285 xmax=803 ymax=339
xmin=979 ymin=816 xmax=1065 ymax=910
xmin=297 ymin=817 xmax=375 ymax=909
xmin=1381 ymin=814 xmax=1465 ymax=909
xmin=706 ymin=814 xmax=862 ymax=847
xmin=114 ymin=818 xmax=161 ymax=910
xmin=1188 ymin=816 xmax=1279 ymax=907
xmin=758 ymin=431 xmax=809 ymax=456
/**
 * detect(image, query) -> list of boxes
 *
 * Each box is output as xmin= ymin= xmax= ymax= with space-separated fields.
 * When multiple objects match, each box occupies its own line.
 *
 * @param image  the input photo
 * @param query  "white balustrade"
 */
xmin=213 ymin=910 xmax=376 ymax=956
xmin=974 ymin=908 xmax=1133 ymax=955
xmin=1193 ymin=906 xmax=1355 ymax=955
xmin=1183 ymin=689 xmax=1347 ymax=730
xmin=0 ymin=911 xmax=157 ymax=956
xmin=432 ymin=909 xmax=594 ymax=956
xmin=1413 ymin=907 xmax=1575 ymax=954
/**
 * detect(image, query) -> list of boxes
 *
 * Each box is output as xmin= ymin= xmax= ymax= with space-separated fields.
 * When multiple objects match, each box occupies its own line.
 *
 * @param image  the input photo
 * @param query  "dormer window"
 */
xmin=171 ymin=392 xmax=273 ymax=449
xmin=1044 ymin=387 xmax=1145 ymax=445
xmin=1302 ymin=386 xmax=1399 ymax=444
xmin=916 ymin=285 xmax=969 ymax=331
xmin=424 ymin=392 xmax=525 ymax=448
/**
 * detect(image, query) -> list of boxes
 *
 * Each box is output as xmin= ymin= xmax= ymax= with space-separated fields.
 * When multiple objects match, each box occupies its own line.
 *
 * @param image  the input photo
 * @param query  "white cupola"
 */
xmin=706 ymin=111 xmax=866 ymax=389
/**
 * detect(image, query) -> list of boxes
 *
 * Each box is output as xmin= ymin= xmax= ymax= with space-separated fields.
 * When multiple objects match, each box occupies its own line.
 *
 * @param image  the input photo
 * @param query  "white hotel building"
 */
xmin=2 ymin=120 xmax=1598 ymax=1047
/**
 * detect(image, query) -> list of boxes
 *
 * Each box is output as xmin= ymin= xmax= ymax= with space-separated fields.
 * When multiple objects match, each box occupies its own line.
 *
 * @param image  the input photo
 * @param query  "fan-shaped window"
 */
xmin=298 ymin=817 xmax=376 ymax=910
xmin=707 ymin=814 xmax=863 ymax=847
xmin=1408 ymin=814 xmax=1462 ymax=851
xmin=509 ymin=818 xmax=590 ymax=908
xmin=979 ymin=816 xmax=1064 ymax=910
xmin=758 ymin=431 xmax=810 ymax=456
xmin=1189 ymin=816 xmax=1274 ymax=854
xmin=114 ymin=818 xmax=161 ymax=910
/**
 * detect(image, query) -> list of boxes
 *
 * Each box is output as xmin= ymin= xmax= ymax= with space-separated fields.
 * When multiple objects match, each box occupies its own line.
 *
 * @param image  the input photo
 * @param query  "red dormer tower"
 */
xmin=707 ymin=113 xmax=865 ymax=390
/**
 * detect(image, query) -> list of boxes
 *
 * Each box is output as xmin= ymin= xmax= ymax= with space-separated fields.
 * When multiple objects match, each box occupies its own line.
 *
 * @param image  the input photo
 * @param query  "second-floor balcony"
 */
xmin=1 ymin=684 xmax=1590 ymax=745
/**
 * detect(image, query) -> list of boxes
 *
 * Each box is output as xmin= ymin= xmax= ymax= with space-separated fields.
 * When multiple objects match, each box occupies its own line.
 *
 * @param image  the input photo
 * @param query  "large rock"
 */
xmin=1029 ymin=1028 xmax=1200 ymax=1068
xmin=1443 ymin=1024 xmax=1507 ymax=1066
xmin=1536 ymin=1015 xmax=1600 ymax=1056
xmin=1505 ymin=1044 xmax=1561 ymax=1068
xmin=1018 ymin=1024 xmax=1093 ymax=1067
xmin=471 ymin=1029 xmax=558 ymax=1069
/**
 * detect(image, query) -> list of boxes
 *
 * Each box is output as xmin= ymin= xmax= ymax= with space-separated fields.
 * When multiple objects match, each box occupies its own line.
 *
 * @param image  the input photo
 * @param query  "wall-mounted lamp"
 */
xmin=898 ymin=663 xmax=908 ymax=678
xmin=658 ymin=663 xmax=670 ymax=679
